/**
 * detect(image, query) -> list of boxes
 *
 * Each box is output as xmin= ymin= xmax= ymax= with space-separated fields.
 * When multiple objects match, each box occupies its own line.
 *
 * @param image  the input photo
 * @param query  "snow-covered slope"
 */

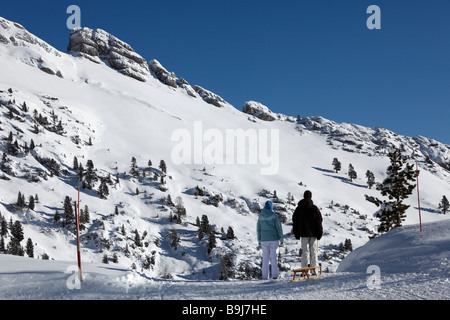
xmin=1 ymin=16 xmax=450 ymax=294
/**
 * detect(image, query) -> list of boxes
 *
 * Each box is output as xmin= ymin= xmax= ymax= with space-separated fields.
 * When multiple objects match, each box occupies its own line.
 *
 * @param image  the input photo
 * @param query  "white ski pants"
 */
xmin=301 ymin=237 xmax=319 ymax=268
xmin=261 ymin=241 xmax=279 ymax=279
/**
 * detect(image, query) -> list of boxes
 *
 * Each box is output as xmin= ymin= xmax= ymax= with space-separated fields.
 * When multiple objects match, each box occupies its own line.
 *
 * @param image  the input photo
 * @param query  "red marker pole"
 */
xmin=415 ymin=161 xmax=422 ymax=232
xmin=75 ymin=186 xmax=83 ymax=282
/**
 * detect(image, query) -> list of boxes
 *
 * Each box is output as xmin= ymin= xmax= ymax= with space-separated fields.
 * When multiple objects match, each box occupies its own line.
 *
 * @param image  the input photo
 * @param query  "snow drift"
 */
xmin=337 ymin=220 xmax=450 ymax=275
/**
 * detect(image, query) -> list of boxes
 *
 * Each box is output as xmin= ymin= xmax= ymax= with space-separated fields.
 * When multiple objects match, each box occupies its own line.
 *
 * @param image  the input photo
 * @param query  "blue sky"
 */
xmin=2 ymin=0 xmax=450 ymax=143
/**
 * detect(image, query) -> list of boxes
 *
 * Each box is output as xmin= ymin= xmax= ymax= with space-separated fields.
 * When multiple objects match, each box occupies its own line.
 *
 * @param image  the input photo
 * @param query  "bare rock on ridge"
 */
xmin=67 ymin=27 xmax=150 ymax=82
xmin=193 ymin=85 xmax=228 ymax=108
xmin=149 ymin=59 xmax=178 ymax=88
xmin=242 ymin=101 xmax=276 ymax=121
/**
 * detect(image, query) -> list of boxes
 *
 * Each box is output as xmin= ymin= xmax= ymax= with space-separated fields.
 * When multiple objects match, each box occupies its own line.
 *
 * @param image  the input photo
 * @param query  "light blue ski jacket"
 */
xmin=257 ymin=201 xmax=284 ymax=243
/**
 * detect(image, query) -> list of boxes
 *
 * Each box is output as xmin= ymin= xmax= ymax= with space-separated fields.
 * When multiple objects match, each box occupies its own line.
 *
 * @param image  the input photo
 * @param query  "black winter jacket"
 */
xmin=292 ymin=199 xmax=323 ymax=240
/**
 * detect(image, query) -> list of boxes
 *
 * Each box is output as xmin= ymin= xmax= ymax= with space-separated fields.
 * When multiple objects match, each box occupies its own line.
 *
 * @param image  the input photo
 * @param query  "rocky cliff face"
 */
xmin=66 ymin=27 xmax=228 ymax=105
xmin=67 ymin=27 xmax=150 ymax=82
xmin=149 ymin=59 xmax=178 ymax=88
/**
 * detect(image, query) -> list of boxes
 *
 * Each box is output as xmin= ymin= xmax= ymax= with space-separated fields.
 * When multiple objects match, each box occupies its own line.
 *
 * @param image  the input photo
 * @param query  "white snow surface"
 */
xmin=0 ymin=16 xmax=449 ymax=300
xmin=1 ymin=220 xmax=449 ymax=300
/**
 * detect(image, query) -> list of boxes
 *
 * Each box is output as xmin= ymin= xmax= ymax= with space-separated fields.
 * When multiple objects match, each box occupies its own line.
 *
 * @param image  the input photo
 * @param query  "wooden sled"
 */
xmin=292 ymin=265 xmax=322 ymax=282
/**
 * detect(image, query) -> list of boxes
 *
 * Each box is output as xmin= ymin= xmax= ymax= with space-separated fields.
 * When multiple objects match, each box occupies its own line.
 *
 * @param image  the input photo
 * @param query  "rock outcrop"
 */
xmin=242 ymin=101 xmax=277 ymax=121
xmin=149 ymin=59 xmax=199 ymax=97
xmin=67 ymin=27 xmax=150 ymax=82
xmin=193 ymin=85 xmax=228 ymax=108
xmin=149 ymin=59 xmax=178 ymax=88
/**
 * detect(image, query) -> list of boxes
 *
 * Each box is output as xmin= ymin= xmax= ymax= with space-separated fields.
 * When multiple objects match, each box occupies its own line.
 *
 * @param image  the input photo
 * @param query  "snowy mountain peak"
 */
xmin=0 ymin=16 xmax=64 ymax=77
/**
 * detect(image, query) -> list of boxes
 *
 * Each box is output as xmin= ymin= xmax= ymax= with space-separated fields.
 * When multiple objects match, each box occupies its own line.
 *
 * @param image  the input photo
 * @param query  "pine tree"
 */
xmin=54 ymin=210 xmax=61 ymax=224
xmin=63 ymin=196 xmax=74 ymax=227
xmin=175 ymin=196 xmax=186 ymax=215
xmin=344 ymin=238 xmax=353 ymax=251
xmin=82 ymin=205 xmax=90 ymax=223
xmin=11 ymin=220 xmax=24 ymax=243
xmin=207 ymin=231 xmax=216 ymax=254
xmin=332 ymin=158 xmax=341 ymax=173
xmin=28 ymin=195 xmax=35 ymax=210
xmin=365 ymin=147 xmax=416 ymax=233
xmin=8 ymin=220 xmax=24 ymax=256
xmin=134 ymin=229 xmax=142 ymax=247
xmin=77 ymin=163 xmax=84 ymax=182
xmin=0 ymin=237 xmax=5 ymax=253
xmin=169 ymin=228 xmax=180 ymax=250
xmin=26 ymin=238 xmax=34 ymax=258
xmin=438 ymin=195 xmax=450 ymax=214
xmin=219 ymin=253 xmax=234 ymax=280
xmin=130 ymin=157 xmax=139 ymax=178
xmin=97 ymin=179 xmax=109 ymax=199
xmin=348 ymin=164 xmax=357 ymax=182
xmin=73 ymin=156 xmax=78 ymax=170
xmin=226 ymin=226 xmax=235 ymax=240
xmin=200 ymin=214 xmax=211 ymax=234
xmin=16 ymin=191 xmax=25 ymax=209
xmin=84 ymin=159 xmax=96 ymax=189
xmin=159 ymin=159 xmax=167 ymax=173
xmin=0 ymin=215 xmax=7 ymax=237
xmin=198 ymin=228 xmax=204 ymax=241
xmin=366 ymin=170 xmax=375 ymax=189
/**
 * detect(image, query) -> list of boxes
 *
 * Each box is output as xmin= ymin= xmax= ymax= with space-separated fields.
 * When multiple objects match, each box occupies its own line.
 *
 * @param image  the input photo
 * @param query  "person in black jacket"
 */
xmin=292 ymin=190 xmax=323 ymax=268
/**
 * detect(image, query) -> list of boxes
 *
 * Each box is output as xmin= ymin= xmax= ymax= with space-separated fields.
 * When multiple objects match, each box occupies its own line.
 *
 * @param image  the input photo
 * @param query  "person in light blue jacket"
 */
xmin=257 ymin=200 xmax=284 ymax=279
